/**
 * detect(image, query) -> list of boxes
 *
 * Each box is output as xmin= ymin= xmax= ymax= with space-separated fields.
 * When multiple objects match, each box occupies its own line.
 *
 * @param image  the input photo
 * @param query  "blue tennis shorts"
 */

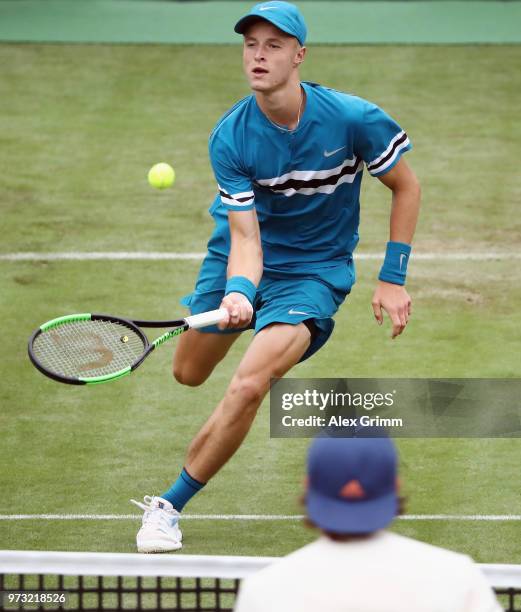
xmin=181 ymin=249 xmax=355 ymax=362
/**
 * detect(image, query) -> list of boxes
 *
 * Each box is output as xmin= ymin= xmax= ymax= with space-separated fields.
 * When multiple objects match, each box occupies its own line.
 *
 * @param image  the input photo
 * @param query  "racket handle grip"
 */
xmin=185 ymin=308 xmax=228 ymax=329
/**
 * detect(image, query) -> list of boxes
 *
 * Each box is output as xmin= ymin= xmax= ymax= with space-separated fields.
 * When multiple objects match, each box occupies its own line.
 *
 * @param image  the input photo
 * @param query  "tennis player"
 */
xmin=131 ymin=1 xmax=421 ymax=552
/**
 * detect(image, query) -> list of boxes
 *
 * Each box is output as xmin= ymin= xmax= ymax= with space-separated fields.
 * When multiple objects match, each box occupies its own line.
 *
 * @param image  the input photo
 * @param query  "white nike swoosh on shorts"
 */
xmin=288 ymin=309 xmax=310 ymax=315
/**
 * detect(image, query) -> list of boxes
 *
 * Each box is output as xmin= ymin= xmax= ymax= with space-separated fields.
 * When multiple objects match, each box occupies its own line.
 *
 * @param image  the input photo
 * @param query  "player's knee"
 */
xmin=227 ymin=375 xmax=267 ymax=409
xmin=172 ymin=362 xmax=209 ymax=387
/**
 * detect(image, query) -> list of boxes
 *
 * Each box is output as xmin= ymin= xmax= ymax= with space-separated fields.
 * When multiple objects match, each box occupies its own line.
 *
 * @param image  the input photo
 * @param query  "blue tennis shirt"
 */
xmin=208 ymin=81 xmax=411 ymax=273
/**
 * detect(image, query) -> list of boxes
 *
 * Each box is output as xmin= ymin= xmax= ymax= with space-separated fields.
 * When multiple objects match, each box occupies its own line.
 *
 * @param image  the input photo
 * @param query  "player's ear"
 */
xmin=294 ymin=44 xmax=306 ymax=67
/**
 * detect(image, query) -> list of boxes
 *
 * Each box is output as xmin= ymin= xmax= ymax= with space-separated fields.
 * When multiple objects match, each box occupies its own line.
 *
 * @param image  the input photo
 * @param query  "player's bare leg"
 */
xmin=185 ymin=321 xmax=311 ymax=481
xmin=133 ymin=328 xmax=244 ymax=552
xmin=134 ymin=323 xmax=310 ymax=552
xmin=173 ymin=329 xmax=242 ymax=387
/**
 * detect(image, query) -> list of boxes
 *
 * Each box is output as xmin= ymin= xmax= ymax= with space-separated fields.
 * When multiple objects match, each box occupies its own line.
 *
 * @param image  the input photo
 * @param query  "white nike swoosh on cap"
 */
xmin=324 ymin=146 xmax=346 ymax=158
xmin=259 ymin=6 xmax=280 ymax=9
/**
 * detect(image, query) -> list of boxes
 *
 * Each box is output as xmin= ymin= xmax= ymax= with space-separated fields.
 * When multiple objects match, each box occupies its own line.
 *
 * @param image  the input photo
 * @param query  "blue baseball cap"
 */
xmin=306 ymin=434 xmax=399 ymax=534
xmin=234 ymin=1 xmax=307 ymax=46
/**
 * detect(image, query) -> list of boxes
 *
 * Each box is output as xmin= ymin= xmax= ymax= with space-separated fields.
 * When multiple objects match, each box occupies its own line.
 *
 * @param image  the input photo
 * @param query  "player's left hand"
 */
xmin=371 ymin=281 xmax=412 ymax=339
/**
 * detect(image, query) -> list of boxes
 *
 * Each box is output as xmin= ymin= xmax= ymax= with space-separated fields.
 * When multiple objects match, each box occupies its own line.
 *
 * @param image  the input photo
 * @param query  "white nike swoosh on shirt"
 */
xmin=288 ymin=309 xmax=310 ymax=316
xmin=324 ymin=146 xmax=346 ymax=158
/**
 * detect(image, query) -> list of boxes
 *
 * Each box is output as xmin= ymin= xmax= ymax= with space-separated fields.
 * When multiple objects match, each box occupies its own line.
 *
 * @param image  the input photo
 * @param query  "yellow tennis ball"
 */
xmin=147 ymin=162 xmax=175 ymax=190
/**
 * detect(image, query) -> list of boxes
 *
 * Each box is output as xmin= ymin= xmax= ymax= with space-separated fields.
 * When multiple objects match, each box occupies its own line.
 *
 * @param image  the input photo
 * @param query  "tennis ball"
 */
xmin=147 ymin=162 xmax=175 ymax=190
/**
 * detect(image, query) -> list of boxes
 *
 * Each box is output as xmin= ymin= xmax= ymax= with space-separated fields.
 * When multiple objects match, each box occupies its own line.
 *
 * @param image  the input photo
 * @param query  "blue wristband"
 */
xmin=225 ymin=276 xmax=257 ymax=305
xmin=378 ymin=241 xmax=412 ymax=286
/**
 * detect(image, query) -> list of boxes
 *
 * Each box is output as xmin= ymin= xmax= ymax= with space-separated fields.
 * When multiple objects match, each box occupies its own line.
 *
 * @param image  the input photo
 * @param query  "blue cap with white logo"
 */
xmin=306 ymin=433 xmax=399 ymax=534
xmin=234 ymin=1 xmax=307 ymax=46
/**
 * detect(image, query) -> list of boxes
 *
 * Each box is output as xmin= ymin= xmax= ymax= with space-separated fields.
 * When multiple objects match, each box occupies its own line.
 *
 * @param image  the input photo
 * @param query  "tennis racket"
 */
xmin=28 ymin=309 xmax=228 ymax=386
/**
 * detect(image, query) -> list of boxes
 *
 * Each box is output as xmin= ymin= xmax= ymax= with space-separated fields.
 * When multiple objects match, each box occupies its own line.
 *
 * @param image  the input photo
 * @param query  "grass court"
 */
xmin=1 ymin=43 xmax=520 ymax=561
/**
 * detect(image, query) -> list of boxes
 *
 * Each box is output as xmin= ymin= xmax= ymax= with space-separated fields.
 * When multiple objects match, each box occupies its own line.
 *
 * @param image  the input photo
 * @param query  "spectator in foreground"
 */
xmin=234 ymin=434 xmax=501 ymax=612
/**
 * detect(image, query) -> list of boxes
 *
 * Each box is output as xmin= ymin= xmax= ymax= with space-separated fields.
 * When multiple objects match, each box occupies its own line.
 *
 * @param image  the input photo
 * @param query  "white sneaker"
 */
xmin=130 ymin=496 xmax=182 ymax=553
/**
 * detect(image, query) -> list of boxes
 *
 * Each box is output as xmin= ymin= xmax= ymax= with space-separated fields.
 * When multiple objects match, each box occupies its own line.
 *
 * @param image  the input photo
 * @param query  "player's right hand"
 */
xmin=218 ymin=292 xmax=254 ymax=329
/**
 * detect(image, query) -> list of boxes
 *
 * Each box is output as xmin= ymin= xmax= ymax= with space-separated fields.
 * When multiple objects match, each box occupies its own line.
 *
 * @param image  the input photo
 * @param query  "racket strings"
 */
xmin=32 ymin=320 xmax=145 ymax=379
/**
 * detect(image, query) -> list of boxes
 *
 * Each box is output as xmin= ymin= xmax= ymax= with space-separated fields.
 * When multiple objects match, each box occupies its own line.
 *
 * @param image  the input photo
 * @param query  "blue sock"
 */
xmin=161 ymin=467 xmax=205 ymax=512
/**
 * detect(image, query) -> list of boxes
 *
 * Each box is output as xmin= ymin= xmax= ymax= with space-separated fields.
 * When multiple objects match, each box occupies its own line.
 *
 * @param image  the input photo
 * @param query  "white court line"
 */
xmin=0 ymin=252 xmax=206 ymax=261
xmin=1 ymin=514 xmax=520 ymax=521
xmin=0 ymin=252 xmax=520 ymax=262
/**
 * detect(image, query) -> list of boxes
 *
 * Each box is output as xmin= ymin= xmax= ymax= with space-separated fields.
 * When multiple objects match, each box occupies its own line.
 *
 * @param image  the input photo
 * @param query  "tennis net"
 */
xmin=1 ymin=551 xmax=520 ymax=611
